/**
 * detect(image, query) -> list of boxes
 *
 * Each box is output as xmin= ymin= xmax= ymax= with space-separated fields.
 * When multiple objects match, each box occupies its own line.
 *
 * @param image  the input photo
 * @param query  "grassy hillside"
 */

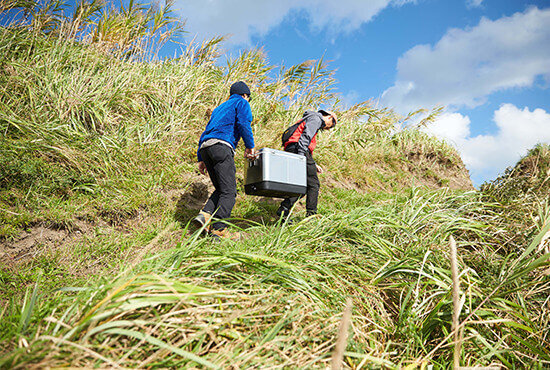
xmin=1 ymin=4 xmax=549 ymax=368
xmin=482 ymin=144 xmax=550 ymax=204
xmin=0 ymin=27 xmax=472 ymax=237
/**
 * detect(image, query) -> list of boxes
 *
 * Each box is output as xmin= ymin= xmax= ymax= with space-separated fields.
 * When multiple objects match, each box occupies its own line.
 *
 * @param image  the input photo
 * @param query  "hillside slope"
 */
xmin=482 ymin=144 xmax=550 ymax=201
xmin=0 ymin=27 xmax=471 ymax=260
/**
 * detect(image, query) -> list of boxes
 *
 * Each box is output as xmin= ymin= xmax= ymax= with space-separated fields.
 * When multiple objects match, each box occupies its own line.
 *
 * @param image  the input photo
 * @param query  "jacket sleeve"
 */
xmin=197 ymin=131 xmax=205 ymax=162
xmin=235 ymin=100 xmax=255 ymax=149
xmin=296 ymin=115 xmax=323 ymax=155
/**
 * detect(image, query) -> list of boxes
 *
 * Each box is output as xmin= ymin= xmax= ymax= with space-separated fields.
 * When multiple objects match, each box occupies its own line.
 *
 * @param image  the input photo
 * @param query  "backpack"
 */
xmin=281 ymin=118 xmax=305 ymax=147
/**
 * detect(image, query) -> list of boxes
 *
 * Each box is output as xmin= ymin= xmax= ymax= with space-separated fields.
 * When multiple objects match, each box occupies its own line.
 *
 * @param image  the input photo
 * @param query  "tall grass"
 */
xmin=2 ymin=189 xmax=549 ymax=368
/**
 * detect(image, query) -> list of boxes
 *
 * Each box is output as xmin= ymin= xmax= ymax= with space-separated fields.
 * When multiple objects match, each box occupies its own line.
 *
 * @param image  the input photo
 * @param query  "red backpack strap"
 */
xmin=281 ymin=118 xmax=305 ymax=147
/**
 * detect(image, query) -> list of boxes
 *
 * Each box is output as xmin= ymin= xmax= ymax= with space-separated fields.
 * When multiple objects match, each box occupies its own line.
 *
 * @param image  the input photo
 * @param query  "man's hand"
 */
xmin=245 ymin=147 xmax=257 ymax=159
xmin=316 ymin=164 xmax=324 ymax=174
xmin=198 ymin=161 xmax=207 ymax=175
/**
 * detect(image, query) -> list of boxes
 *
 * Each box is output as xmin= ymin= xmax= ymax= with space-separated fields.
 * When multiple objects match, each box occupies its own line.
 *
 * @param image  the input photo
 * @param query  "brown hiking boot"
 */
xmin=210 ymin=228 xmax=241 ymax=241
xmin=193 ymin=211 xmax=212 ymax=233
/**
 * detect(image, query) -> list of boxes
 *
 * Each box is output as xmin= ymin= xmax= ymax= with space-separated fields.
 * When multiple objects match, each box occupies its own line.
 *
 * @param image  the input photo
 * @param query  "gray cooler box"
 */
xmin=245 ymin=148 xmax=307 ymax=198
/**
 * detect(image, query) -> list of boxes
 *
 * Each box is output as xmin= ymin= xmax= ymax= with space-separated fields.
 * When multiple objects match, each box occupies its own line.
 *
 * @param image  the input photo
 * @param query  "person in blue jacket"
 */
xmin=193 ymin=81 xmax=256 ymax=239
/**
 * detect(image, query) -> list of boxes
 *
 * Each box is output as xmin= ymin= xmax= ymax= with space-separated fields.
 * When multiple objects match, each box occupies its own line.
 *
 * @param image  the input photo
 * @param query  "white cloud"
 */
xmin=175 ymin=0 xmax=415 ymax=46
xmin=466 ymin=0 xmax=483 ymax=9
xmin=425 ymin=104 xmax=550 ymax=180
xmin=382 ymin=7 xmax=550 ymax=113
xmin=424 ymin=112 xmax=471 ymax=147
xmin=340 ymin=90 xmax=361 ymax=109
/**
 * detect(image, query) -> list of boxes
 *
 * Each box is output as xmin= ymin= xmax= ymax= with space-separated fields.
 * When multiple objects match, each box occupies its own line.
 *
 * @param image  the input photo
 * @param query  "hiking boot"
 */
xmin=276 ymin=206 xmax=290 ymax=218
xmin=305 ymin=210 xmax=317 ymax=217
xmin=210 ymin=228 xmax=241 ymax=241
xmin=281 ymin=217 xmax=295 ymax=225
xmin=193 ymin=211 xmax=212 ymax=233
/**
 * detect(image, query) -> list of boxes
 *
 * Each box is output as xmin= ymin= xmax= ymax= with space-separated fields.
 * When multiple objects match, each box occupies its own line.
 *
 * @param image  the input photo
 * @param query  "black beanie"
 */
xmin=230 ymin=81 xmax=251 ymax=96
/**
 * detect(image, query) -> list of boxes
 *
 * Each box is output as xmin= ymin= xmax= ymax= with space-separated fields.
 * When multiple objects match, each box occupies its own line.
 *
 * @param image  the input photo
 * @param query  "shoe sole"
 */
xmin=209 ymin=230 xmax=240 ymax=241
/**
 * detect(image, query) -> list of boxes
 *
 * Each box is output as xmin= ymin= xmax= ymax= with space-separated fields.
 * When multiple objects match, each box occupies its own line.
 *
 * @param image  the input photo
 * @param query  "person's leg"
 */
xmin=199 ymin=147 xmax=220 ymax=216
xmin=277 ymin=144 xmax=301 ymax=217
xmin=305 ymin=154 xmax=320 ymax=216
xmin=278 ymin=196 xmax=297 ymax=217
xmin=205 ymin=145 xmax=237 ymax=231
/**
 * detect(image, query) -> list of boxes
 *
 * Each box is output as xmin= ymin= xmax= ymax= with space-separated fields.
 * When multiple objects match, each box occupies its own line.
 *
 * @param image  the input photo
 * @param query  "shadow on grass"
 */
xmin=174 ymin=192 xmax=290 ymax=232
xmin=172 ymin=177 xmax=306 ymax=234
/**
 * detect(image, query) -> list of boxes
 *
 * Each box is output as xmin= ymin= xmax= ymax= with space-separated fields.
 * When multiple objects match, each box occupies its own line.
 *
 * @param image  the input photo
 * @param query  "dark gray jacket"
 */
xmin=285 ymin=110 xmax=325 ymax=155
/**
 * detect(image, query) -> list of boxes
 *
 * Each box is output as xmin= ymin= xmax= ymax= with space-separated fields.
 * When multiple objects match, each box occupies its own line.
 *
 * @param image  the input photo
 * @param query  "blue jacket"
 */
xmin=197 ymin=94 xmax=254 ymax=162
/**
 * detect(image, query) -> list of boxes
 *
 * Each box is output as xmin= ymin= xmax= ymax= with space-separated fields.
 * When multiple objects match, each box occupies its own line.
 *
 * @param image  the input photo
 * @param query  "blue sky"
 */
xmin=173 ymin=0 xmax=550 ymax=186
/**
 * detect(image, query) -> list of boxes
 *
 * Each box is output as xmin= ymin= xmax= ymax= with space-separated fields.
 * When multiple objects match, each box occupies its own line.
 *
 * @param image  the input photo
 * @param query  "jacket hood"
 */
xmin=302 ymin=110 xmax=325 ymax=129
xmin=302 ymin=110 xmax=320 ymax=118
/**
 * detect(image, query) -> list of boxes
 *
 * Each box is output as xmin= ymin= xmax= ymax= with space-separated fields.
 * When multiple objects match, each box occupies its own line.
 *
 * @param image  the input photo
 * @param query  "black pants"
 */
xmin=199 ymin=144 xmax=236 ymax=231
xmin=280 ymin=147 xmax=320 ymax=215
